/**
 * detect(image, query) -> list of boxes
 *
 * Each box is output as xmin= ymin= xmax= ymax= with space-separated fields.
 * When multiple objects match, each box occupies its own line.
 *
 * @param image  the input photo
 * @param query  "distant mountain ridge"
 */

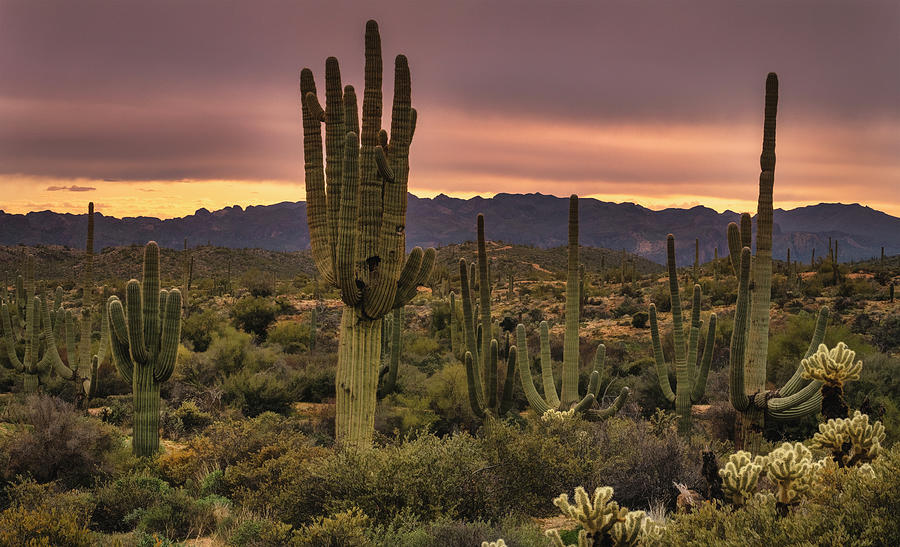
xmin=1 ymin=193 xmax=897 ymax=266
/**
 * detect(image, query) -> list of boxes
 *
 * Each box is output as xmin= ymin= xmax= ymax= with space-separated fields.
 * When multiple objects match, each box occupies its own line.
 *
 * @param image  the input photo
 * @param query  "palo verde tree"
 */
xmin=301 ymin=20 xmax=434 ymax=445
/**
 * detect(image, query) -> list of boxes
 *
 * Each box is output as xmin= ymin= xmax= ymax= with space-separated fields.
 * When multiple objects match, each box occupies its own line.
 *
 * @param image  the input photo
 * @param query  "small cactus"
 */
xmin=801 ymin=342 xmax=862 ymax=419
xmin=546 ymin=486 xmax=652 ymax=547
xmin=764 ymin=442 xmax=823 ymax=507
xmin=719 ymin=450 xmax=765 ymax=506
xmin=812 ymin=411 xmax=885 ymax=468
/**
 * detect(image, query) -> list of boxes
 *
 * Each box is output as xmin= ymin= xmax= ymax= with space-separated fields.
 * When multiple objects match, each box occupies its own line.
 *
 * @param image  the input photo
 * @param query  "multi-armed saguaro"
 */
xmin=459 ymin=214 xmax=517 ymax=420
xmin=301 ymin=20 xmax=434 ymax=445
xmin=727 ymin=73 xmax=830 ymax=452
xmin=650 ymin=234 xmax=716 ymax=435
xmin=108 ymin=242 xmax=182 ymax=457
xmin=515 ymin=196 xmax=628 ymax=419
xmin=54 ymin=202 xmax=106 ymax=399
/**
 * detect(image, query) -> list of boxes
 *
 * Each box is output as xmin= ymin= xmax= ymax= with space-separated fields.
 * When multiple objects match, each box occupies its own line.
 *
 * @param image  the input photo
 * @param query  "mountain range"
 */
xmin=1 ymin=193 xmax=897 ymax=266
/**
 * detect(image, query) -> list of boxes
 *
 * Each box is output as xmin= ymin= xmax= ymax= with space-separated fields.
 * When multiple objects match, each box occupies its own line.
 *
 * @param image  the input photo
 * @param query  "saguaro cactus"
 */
xmin=301 ymin=20 xmax=434 ymax=445
xmin=650 ymin=234 xmax=716 ymax=435
xmin=516 ymin=196 xmax=628 ymax=419
xmin=726 ymin=74 xmax=831 ymax=452
xmin=107 ymin=242 xmax=182 ymax=457
xmin=2 ymin=292 xmax=74 ymax=392
xmin=49 ymin=203 xmax=107 ymax=399
xmin=459 ymin=215 xmax=516 ymax=419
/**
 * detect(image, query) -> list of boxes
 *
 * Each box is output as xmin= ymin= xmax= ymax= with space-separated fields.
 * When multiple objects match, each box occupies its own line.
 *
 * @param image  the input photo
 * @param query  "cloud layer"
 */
xmin=1 ymin=1 xmax=897 ymax=218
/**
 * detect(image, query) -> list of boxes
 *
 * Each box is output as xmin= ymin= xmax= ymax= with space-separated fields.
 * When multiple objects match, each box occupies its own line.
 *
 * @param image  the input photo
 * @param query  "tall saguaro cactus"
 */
xmin=2 ymin=292 xmax=74 ymax=392
xmin=650 ymin=234 xmax=716 ymax=435
xmin=301 ymin=20 xmax=434 ymax=445
xmin=726 ymin=74 xmax=830 ymax=452
xmin=516 ymin=196 xmax=628 ymax=419
xmin=107 ymin=242 xmax=182 ymax=457
xmin=459 ymin=215 xmax=517 ymax=420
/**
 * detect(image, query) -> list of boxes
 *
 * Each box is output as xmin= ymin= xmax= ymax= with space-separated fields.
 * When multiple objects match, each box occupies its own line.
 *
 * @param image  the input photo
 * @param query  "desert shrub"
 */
xmin=182 ymin=308 xmax=228 ymax=352
xmin=292 ymin=506 xmax=372 ymax=546
xmin=226 ymin=514 xmax=293 ymax=546
xmin=92 ymin=472 xmax=171 ymax=532
xmin=375 ymin=393 xmax=440 ymax=438
xmin=370 ymin=515 xmax=546 ymax=547
xmin=231 ymin=296 xmax=278 ymax=339
xmin=160 ymin=400 xmax=213 ymax=440
xmin=125 ymin=490 xmax=228 ymax=541
xmin=306 ymin=433 xmax=503 ymax=525
xmin=97 ymin=395 xmax=134 ymax=427
xmin=223 ymin=369 xmax=293 ymax=417
xmin=242 ymin=269 xmax=274 ymax=298
xmin=288 ymin=365 xmax=335 ymax=403
xmin=872 ymin=315 xmax=900 ymax=353
xmin=0 ymin=478 xmax=94 ymax=547
xmin=224 ymin=436 xmax=327 ymax=525
xmin=267 ymin=320 xmax=311 ymax=354
xmin=188 ymin=413 xmax=308 ymax=472
xmin=0 ymin=395 xmax=130 ymax=488
xmin=632 ymin=311 xmax=649 ymax=328
xmin=423 ymin=363 xmax=480 ymax=435
xmin=205 ymin=326 xmax=281 ymax=376
xmin=613 ymin=297 xmax=640 ymax=318
xmin=649 ymin=282 xmax=672 ymax=312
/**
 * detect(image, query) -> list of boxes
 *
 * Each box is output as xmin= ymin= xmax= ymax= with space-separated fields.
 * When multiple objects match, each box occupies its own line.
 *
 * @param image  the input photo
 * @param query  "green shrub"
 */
xmin=631 ymin=311 xmax=649 ymax=328
xmin=182 ymin=308 xmax=227 ymax=352
xmin=223 ymin=369 xmax=293 ymax=417
xmin=268 ymin=320 xmax=312 ymax=354
xmin=226 ymin=515 xmax=293 ymax=546
xmin=292 ymin=506 xmax=372 ymax=547
xmin=92 ymin=472 xmax=170 ymax=533
xmin=231 ymin=296 xmax=278 ymax=339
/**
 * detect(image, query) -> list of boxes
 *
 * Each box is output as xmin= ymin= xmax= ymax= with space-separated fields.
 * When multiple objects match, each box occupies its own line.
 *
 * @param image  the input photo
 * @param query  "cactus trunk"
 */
xmin=133 ymin=364 xmax=162 ymax=457
xmin=335 ymin=308 xmax=382 ymax=444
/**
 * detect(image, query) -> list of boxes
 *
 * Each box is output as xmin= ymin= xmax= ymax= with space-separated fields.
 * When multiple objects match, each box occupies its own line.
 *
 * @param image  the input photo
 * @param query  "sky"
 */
xmin=1 ymin=0 xmax=898 ymax=219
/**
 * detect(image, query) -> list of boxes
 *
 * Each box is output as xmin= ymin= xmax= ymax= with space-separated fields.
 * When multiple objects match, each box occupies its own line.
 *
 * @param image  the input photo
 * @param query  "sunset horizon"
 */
xmin=2 ymin=1 xmax=898 ymax=220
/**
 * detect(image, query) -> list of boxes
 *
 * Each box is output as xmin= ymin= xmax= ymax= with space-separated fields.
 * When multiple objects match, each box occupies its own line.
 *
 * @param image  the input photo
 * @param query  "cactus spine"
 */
xmin=516 ymin=196 xmax=628 ymax=419
xmin=107 ymin=242 xmax=182 ymax=457
xmin=724 ymin=74 xmax=833 ymax=452
xmin=650 ymin=234 xmax=716 ymax=435
xmin=459 ymin=215 xmax=516 ymax=419
xmin=301 ymin=20 xmax=434 ymax=445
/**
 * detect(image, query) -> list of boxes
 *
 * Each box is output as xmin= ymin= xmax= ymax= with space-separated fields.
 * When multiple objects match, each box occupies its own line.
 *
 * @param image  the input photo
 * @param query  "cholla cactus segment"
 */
xmin=764 ymin=442 xmax=823 ymax=505
xmin=812 ymin=411 xmax=885 ymax=467
xmin=553 ymin=486 xmax=628 ymax=539
xmin=801 ymin=342 xmax=862 ymax=387
xmin=481 ymin=540 xmax=507 ymax=547
xmin=610 ymin=510 xmax=651 ymax=547
xmin=719 ymin=450 xmax=765 ymax=505
xmin=542 ymin=408 xmax=576 ymax=423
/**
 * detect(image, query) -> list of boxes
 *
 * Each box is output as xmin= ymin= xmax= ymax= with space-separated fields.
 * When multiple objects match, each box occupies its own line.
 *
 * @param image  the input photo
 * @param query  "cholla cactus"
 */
xmin=481 ymin=541 xmax=506 ymax=547
xmin=801 ymin=342 xmax=862 ymax=386
xmin=541 ymin=408 xmax=576 ymax=423
xmin=546 ymin=486 xmax=653 ymax=547
xmin=764 ymin=442 xmax=823 ymax=506
xmin=801 ymin=342 xmax=862 ymax=419
xmin=812 ymin=411 xmax=885 ymax=467
xmin=719 ymin=450 xmax=765 ymax=506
